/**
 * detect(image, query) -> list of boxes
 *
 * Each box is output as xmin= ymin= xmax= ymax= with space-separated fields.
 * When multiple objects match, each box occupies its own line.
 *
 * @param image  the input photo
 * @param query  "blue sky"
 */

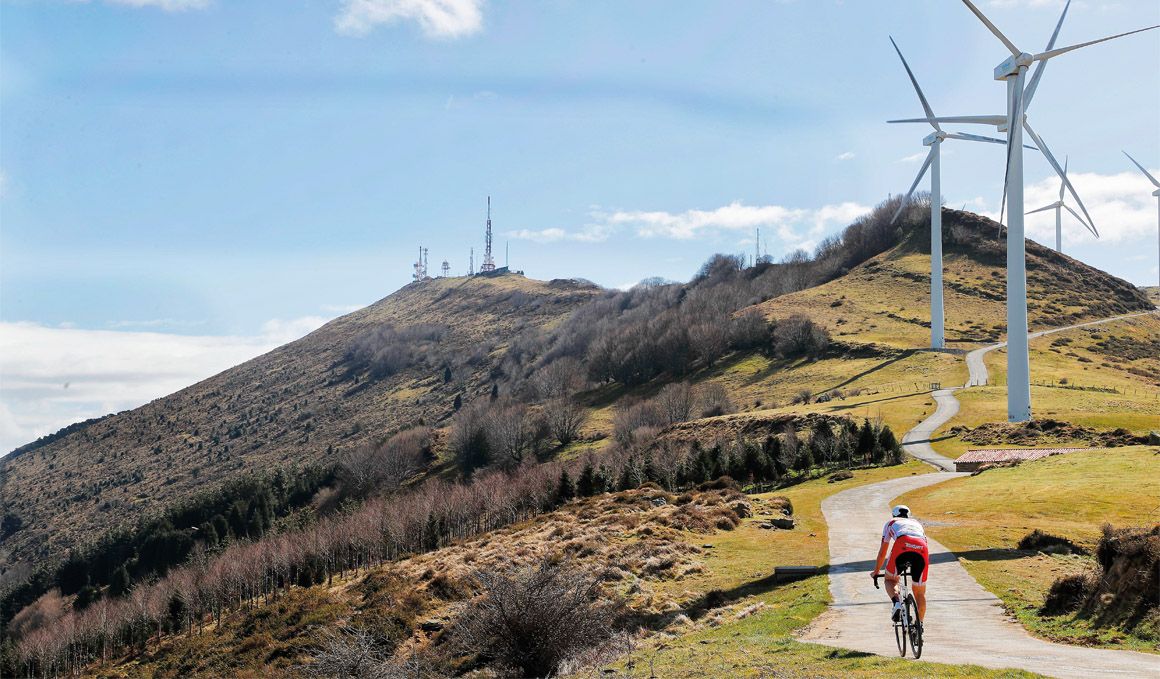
xmin=1 ymin=0 xmax=1159 ymax=451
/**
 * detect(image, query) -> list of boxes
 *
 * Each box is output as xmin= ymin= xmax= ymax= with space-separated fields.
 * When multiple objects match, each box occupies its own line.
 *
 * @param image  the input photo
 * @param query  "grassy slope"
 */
xmin=92 ymin=462 xmax=1031 ymax=678
xmin=0 ymin=274 xmax=597 ymax=570
xmin=607 ymin=461 xmax=1038 ymax=678
xmin=899 ymin=447 xmax=1160 ymax=653
xmin=933 ymin=314 xmax=1160 ymax=457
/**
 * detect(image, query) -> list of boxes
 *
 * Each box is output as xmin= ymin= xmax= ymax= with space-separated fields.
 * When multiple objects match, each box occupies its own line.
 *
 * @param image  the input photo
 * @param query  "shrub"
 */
xmin=452 ymin=560 xmax=615 ymax=678
xmin=1041 ymin=573 xmax=1097 ymax=616
xmin=1017 ymin=529 xmax=1085 ymax=555
xmin=772 ymin=315 xmax=830 ymax=359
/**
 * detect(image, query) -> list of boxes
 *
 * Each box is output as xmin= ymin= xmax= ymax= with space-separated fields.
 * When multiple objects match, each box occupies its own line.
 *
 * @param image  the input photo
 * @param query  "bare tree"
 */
xmin=689 ymin=321 xmax=730 ymax=367
xmin=654 ymin=382 xmax=694 ymax=425
xmin=696 ymin=383 xmax=734 ymax=418
xmin=530 ymin=357 xmax=587 ymax=400
xmin=543 ymin=398 xmax=588 ymax=447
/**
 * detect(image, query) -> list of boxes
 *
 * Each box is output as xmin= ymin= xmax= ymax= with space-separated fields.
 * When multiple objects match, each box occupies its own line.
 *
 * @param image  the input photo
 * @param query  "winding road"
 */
xmin=799 ymin=311 xmax=1160 ymax=678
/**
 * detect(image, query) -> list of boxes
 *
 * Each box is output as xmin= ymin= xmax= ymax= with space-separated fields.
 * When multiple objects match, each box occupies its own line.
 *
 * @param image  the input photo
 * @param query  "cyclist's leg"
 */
xmin=909 ymin=547 xmax=930 ymax=621
xmin=912 ymin=582 xmax=926 ymax=621
xmin=884 ymin=540 xmax=904 ymax=602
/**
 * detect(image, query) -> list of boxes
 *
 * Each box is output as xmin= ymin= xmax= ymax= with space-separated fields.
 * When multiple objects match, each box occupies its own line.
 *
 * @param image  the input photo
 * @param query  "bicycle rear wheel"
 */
xmin=894 ymin=610 xmax=908 ymax=657
xmin=905 ymin=594 xmax=923 ymax=659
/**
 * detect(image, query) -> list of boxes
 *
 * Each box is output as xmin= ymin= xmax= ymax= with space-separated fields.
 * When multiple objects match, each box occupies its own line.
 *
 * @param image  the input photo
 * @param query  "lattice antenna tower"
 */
xmin=469 ymin=247 xmax=474 ymax=275
xmin=480 ymin=196 xmax=496 ymax=272
xmin=441 ymin=260 xmax=450 ymax=277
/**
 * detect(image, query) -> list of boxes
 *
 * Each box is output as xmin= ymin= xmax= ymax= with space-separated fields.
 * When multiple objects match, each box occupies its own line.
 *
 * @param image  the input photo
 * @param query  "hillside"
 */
xmin=4 ymin=206 xmax=1157 ymax=677
xmin=0 ymin=274 xmax=598 ymax=577
xmin=4 ymin=209 xmax=1155 ymax=588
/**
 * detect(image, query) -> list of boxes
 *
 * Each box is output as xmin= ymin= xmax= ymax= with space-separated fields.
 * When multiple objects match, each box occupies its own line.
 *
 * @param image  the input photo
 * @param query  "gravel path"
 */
xmin=798 ymin=310 xmax=1160 ymax=677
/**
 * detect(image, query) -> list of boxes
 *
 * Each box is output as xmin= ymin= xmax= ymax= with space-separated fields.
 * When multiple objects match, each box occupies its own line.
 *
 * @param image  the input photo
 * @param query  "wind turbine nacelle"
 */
xmin=1153 ymin=189 xmax=1160 ymax=197
xmin=923 ymin=131 xmax=944 ymax=146
xmin=994 ymin=53 xmax=1033 ymax=80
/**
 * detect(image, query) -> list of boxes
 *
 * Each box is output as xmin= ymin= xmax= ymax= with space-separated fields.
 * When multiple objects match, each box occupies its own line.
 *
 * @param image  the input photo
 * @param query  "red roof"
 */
xmin=957 ymin=448 xmax=1089 ymax=464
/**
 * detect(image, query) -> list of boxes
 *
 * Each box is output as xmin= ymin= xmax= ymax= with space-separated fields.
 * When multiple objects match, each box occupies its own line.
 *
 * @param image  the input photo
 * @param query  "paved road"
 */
xmin=798 ymin=474 xmax=1160 ymax=677
xmin=799 ymin=309 xmax=1160 ymax=677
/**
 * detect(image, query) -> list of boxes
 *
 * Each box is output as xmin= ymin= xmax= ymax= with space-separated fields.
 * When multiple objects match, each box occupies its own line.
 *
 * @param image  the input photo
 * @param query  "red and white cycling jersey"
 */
xmin=882 ymin=517 xmax=926 ymax=542
xmin=883 ymin=517 xmax=930 ymax=584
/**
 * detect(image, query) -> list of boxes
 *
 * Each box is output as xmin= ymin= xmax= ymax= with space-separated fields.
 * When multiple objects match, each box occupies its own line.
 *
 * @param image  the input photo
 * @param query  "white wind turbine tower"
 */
xmin=1123 ymin=151 xmax=1160 ymax=288
xmin=887 ymin=36 xmax=1012 ymax=350
xmin=1025 ymin=156 xmax=1091 ymax=253
xmin=955 ymin=0 xmax=1155 ymax=421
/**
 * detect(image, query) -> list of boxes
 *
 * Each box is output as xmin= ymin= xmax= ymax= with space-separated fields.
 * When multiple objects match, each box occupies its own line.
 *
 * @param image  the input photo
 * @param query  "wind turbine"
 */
xmin=887 ymin=36 xmax=1011 ymax=350
xmin=1123 ymin=151 xmax=1160 ymax=288
xmin=955 ymin=0 xmax=1155 ymax=422
xmin=1025 ymin=157 xmax=1091 ymax=252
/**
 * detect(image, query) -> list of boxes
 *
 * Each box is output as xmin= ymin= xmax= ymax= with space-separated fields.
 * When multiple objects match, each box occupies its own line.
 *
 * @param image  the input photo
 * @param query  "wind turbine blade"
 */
xmin=888 ymin=115 xmax=1005 ymax=125
xmin=946 ymin=132 xmax=1006 ymax=145
xmin=1059 ymin=156 xmax=1068 ymax=201
xmin=1024 ymin=121 xmax=1098 ymax=238
xmin=1062 ymin=204 xmax=1095 ymax=236
xmin=1033 ymin=25 xmax=1160 ymax=62
xmin=1026 ymin=203 xmax=1058 ymax=216
xmin=891 ymin=148 xmax=935 ymax=224
xmin=960 ymin=0 xmax=1021 ymax=56
xmin=889 ymin=36 xmax=940 ymax=131
xmin=1123 ymin=150 xmax=1160 ymax=188
xmin=1023 ymin=0 xmax=1071 ymax=111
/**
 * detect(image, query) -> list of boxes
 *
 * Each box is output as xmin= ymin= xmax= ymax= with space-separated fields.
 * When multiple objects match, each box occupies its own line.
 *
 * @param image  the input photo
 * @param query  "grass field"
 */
xmin=899 ymin=447 xmax=1160 ymax=653
xmin=928 ymin=314 xmax=1160 ymax=457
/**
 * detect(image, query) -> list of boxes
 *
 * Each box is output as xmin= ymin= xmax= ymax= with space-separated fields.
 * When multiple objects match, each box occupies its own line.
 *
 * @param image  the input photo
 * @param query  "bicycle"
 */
xmin=873 ymin=565 xmax=924 ymax=658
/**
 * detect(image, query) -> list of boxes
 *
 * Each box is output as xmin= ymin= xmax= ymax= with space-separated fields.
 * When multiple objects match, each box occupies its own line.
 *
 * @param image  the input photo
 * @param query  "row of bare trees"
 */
xmin=10 ymin=458 xmax=573 ymax=678
xmin=10 ymin=408 xmax=908 ymax=677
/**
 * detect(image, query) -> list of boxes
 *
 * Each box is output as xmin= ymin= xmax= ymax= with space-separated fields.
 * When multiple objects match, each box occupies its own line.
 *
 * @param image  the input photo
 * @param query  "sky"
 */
xmin=1 ymin=0 xmax=1159 ymax=453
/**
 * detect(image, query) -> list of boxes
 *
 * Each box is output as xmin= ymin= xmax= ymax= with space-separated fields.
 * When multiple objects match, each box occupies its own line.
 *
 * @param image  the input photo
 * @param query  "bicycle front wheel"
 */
xmin=906 ymin=595 xmax=923 ymax=659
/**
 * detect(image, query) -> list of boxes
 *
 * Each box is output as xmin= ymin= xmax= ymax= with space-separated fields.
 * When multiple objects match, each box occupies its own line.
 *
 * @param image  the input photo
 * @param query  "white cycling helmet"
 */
xmin=891 ymin=505 xmax=910 ymax=518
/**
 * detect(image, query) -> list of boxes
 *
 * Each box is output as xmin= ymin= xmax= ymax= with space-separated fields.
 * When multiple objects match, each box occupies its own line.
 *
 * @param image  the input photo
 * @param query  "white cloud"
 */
xmin=0 ymin=316 xmax=330 ymax=455
xmin=506 ymin=228 xmax=567 ymax=243
xmin=898 ymin=151 xmax=928 ymax=163
xmin=1022 ymin=169 xmax=1158 ymax=245
xmin=335 ymin=0 xmax=484 ymax=38
xmin=835 ymin=151 xmax=856 ymax=161
xmin=106 ymin=0 xmax=210 ymax=10
xmin=506 ymin=201 xmax=872 ymax=250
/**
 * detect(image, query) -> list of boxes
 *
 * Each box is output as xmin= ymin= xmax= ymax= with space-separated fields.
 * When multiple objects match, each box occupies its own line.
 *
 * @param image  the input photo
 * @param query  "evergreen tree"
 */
xmin=877 ymin=425 xmax=901 ymax=464
xmin=576 ymin=460 xmax=597 ymax=497
xmin=109 ymin=564 xmax=131 ymax=597
xmin=443 ymin=366 xmax=453 ymax=383
xmin=490 ymin=383 xmax=499 ymax=400
xmin=453 ymin=393 xmax=463 ymax=411
xmin=857 ymin=419 xmax=877 ymax=464
xmin=555 ymin=470 xmax=576 ymax=505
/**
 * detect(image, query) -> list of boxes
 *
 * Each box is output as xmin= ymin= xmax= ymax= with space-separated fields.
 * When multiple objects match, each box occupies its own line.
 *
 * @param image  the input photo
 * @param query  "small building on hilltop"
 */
xmin=954 ymin=447 xmax=1090 ymax=473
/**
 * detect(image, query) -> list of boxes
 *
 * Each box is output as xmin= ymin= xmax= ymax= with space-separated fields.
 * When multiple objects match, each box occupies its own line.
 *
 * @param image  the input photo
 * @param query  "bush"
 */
xmin=1041 ymin=572 xmax=1097 ymax=616
xmin=1017 ymin=529 xmax=1085 ymax=555
xmin=772 ymin=315 xmax=830 ymax=359
xmin=453 ymin=560 xmax=615 ymax=678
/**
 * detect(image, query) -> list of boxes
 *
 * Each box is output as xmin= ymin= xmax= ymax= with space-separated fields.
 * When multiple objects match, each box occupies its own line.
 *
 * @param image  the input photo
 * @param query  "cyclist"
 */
xmin=870 ymin=504 xmax=929 ymax=624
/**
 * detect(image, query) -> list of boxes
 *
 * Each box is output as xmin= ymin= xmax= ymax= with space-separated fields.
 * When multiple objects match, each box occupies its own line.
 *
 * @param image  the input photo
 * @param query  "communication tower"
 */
xmin=479 ymin=197 xmax=496 ymax=272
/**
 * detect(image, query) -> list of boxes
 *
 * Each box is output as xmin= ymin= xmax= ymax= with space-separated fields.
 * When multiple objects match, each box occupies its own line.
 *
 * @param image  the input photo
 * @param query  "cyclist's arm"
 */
xmin=871 ymin=538 xmax=889 ymax=574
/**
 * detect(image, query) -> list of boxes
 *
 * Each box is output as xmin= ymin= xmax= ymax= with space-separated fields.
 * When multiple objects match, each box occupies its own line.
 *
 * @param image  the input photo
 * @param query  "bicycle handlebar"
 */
xmin=871 ymin=573 xmax=882 ymax=589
